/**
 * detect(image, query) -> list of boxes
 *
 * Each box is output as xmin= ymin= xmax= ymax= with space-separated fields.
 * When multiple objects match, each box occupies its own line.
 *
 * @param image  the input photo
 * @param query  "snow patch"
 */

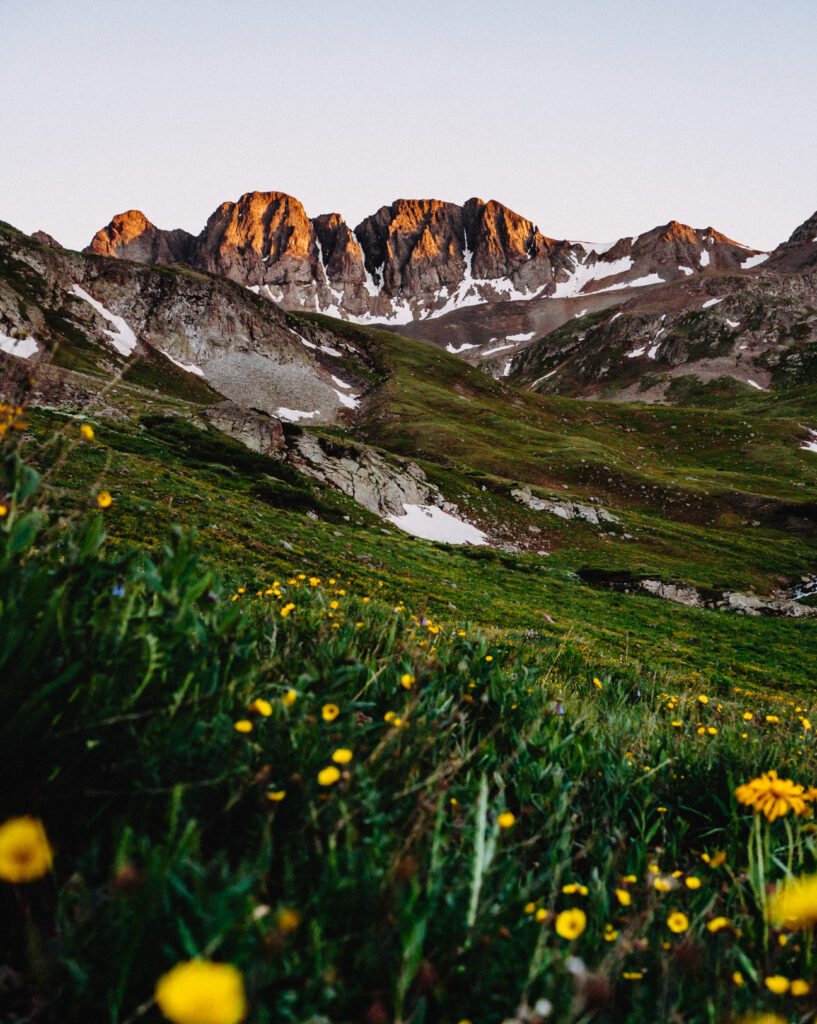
xmin=332 ymin=388 xmax=359 ymax=410
xmin=501 ymin=359 xmax=513 ymax=378
xmin=446 ymin=342 xmax=478 ymax=354
xmin=69 ymin=284 xmax=137 ymax=356
xmin=702 ymin=298 xmax=722 ymax=309
xmin=0 ymin=331 xmax=39 ymax=359
xmin=726 ymin=318 xmax=741 ymax=329
xmin=741 ymin=253 xmax=769 ymax=270
xmin=626 ymin=346 xmax=646 ymax=359
xmin=164 ymin=353 xmax=205 ymax=376
xmin=276 ymin=407 xmax=320 ymax=421
xmin=530 ymin=369 xmax=558 ymax=387
xmin=331 ymin=374 xmax=351 ymax=389
xmin=747 ymin=380 xmax=766 ymax=391
xmin=801 ymin=430 xmax=817 ymax=454
xmin=482 ymin=342 xmax=515 ymax=356
xmin=386 ymin=504 xmax=488 ymax=545
xmin=506 ymin=331 xmax=535 ymax=342
xmin=699 ymin=250 xmax=711 ymax=268
xmin=678 ymin=265 xmax=694 ymax=276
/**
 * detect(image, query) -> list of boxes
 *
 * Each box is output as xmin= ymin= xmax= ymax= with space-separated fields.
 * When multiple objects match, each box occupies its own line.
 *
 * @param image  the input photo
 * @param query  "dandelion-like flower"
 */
xmin=764 ymin=975 xmax=790 ymax=994
xmin=80 ymin=424 xmax=94 ymax=441
xmin=318 ymin=766 xmax=340 ymax=786
xmin=97 ymin=490 xmax=112 ymax=509
xmin=767 ymin=873 xmax=817 ymax=929
xmin=0 ymin=817 xmax=53 ymax=883
xmin=497 ymin=812 xmax=516 ymax=829
xmin=667 ymin=911 xmax=689 ymax=933
xmin=154 ymin=960 xmax=247 ymax=1024
xmin=554 ymin=908 xmax=586 ymax=940
xmin=400 ymin=673 xmax=415 ymax=689
xmin=735 ymin=770 xmax=808 ymax=821
xmin=322 ymin=703 xmax=340 ymax=722
xmin=331 ymin=748 xmax=353 ymax=765
xmin=614 ymin=888 xmax=631 ymax=906
xmin=249 ymin=699 xmax=271 ymax=717
xmin=233 ymin=720 xmax=252 ymax=734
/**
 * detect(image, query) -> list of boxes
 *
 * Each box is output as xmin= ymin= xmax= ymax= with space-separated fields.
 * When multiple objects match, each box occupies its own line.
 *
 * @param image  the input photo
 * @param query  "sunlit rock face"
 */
xmin=85 ymin=191 xmax=763 ymax=329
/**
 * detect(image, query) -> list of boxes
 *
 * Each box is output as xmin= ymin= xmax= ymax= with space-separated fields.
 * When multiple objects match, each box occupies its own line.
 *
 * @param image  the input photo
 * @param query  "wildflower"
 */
xmin=767 ymin=873 xmax=817 ymax=929
xmin=400 ymin=673 xmax=415 ymax=690
xmin=615 ymin=888 xmax=631 ymax=906
xmin=80 ymin=423 xmax=94 ymax=441
xmin=280 ymin=603 xmax=296 ymax=617
xmin=497 ymin=812 xmax=516 ymax=829
xmin=322 ymin=703 xmax=340 ymax=722
xmin=318 ymin=766 xmax=340 ymax=786
xmin=154 ymin=960 xmax=247 ymax=1024
xmin=524 ymin=902 xmax=536 ymax=914
xmin=249 ymin=699 xmax=272 ymax=717
xmin=653 ymin=877 xmax=672 ymax=893
xmin=667 ymin=912 xmax=689 ymax=933
xmin=234 ymin=720 xmax=252 ymax=734
xmin=706 ymin=917 xmax=729 ymax=933
xmin=671 ymin=720 xmax=682 ymax=728
xmin=384 ymin=711 xmax=396 ymax=723
xmin=622 ymin=971 xmax=643 ymax=980
xmin=698 ymin=695 xmax=709 ymax=705
xmin=685 ymin=877 xmax=701 ymax=889
xmin=331 ymin=748 xmax=353 ymax=765
xmin=562 ymin=883 xmax=588 ymax=895
xmin=535 ymin=908 xmax=547 ymax=922
xmin=267 ymin=791 xmax=286 ymax=802
xmin=622 ymin=874 xmax=637 ymax=883
xmin=743 ymin=712 xmax=753 ymax=720
xmin=485 ymin=655 xmax=493 ymax=662
xmin=735 ymin=770 xmax=808 ymax=821
xmin=0 ymin=505 xmax=6 ymax=517
xmin=276 ymin=908 xmax=300 ymax=934
xmin=554 ymin=908 xmax=586 ymax=940
xmin=764 ymin=975 xmax=789 ymax=994
xmin=604 ymin=925 xmax=618 ymax=941
xmin=791 ymin=979 xmax=810 ymax=996
xmin=732 ymin=971 xmax=744 ymax=986
xmin=801 ymin=718 xmax=812 ymax=730
xmin=308 ymin=577 xmax=320 ymax=586
xmin=97 ymin=490 xmax=112 ymax=508
xmin=0 ymin=817 xmax=53 ymax=883
xmin=707 ymin=727 xmax=717 ymax=735
xmin=766 ymin=715 xmax=780 ymax=723
xmin=593 ymin=678 xmax=603 ymax=690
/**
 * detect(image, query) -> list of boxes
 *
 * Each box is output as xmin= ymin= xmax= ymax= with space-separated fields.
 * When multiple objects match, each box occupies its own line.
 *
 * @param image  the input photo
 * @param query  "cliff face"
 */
xmin=85 ymin=191 xmax=765 ymax=327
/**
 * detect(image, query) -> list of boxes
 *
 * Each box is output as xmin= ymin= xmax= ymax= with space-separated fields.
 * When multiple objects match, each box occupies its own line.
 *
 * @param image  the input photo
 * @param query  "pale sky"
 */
xmin=2 ymin=0 xmax=815 ymax=252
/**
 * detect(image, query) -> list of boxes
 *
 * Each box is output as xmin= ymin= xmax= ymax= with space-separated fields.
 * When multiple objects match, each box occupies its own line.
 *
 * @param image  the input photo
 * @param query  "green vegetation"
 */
xmin=3 ymin=436 xmax=817 ymax=1024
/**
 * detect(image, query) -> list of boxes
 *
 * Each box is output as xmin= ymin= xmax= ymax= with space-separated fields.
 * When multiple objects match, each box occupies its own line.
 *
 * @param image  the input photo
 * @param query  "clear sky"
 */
xmin=2 ymin=0 xmax=815 ymax=252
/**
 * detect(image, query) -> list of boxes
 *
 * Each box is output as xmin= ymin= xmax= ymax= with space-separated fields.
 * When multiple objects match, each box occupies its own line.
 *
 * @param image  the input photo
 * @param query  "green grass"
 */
xmin=2 ymin=440 xmax=817 ymax=1024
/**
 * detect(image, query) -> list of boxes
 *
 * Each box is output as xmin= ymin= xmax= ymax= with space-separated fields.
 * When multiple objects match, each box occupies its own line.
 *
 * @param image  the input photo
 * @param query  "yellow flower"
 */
xmin=276 ymin=907 xmax=300 ymax=934
xmin=400 ymin=673 xmax=415 ymax=690
xmin=282 ymin=689 xmax=297 ymax=707
xmin=743 ymin=712 xmax=753 ymax=720
xmin=80 ymin=423 xmax=94 ymax=441
xmin=615 ymin=888 xmax=631 ymax=906
xmin=0 ymin=817 xmax=53 ymax=883
xmin=801 ymin=718 xmax=812 ymax=730
xmin=308 ymin=577 xmax=320 ymax=586
xmin=154 ymin=960 xmax=247 ymax=1024
xmin=706 ymin=916 xmax=729 ymax=933
xmin=249 ymin=699 xmax=272 ymax=717
xmin=524 ymin=901 xmax=536 ymax=914
xmin=322 ymin=703 xmax=340 ymax=722
xmin=280 ymin=603 xmax=296 ymax=617
xmin=497 ymin=812 xmax=516 ymax=829
xmin=667 ymin=911 xmax=689 ymax=933
xmin=318 ymin=766 xmax=340 ymax=786
xmin=331 ymin=748 xmax=353 ymax=765
xmin=698 ymin=695 xmax=709 ymax=705
xmin=767 ymin=873 xmax=817 ymax=929
xmin=0 ymin=505 xmax=6 ymax=517
xmin=735 ymin=770 xmax=808 ymax=821
xmin=732 ymin=971 xmax=744 ymax=986
xmin=384 ymin=711 xmax=396 ymax=723
xmin=234 ymin=720 xmax=253 ymax=734
xmin=766 ymin=715 xmax=780 ymax=723
xmin=685 ymin=877 xmax=701 ymax=889
xmin=622 ymin=971 xmax=643 ymax=980
xmin=653 ymin=877 xmax=672 ymax=892
xmin=671 ymin=720 xmax=682 ymax=728
xmin=266 ymin=790 xmax=286 ymax=802
xmin=485 ymin=655 xmax=493 ymax=662
xmin=554 ymin=908 xmax=586 ymax=940
xmin=97 ymin=490 xmax=112 ymax=508
xmin=764 ymin=975 xmax=790 ymax=994
xmin=791 ymin=979 xmax=810 ymax=996
xmin=535 ymin=908 xmax=547 ymax=922
xmin=593 ymin=678 xmax=603 ymax=690
xmin=562 ymin=883 xmax=588 ymax=895
xmin=604 ymin=926 xmax=618 ymax=941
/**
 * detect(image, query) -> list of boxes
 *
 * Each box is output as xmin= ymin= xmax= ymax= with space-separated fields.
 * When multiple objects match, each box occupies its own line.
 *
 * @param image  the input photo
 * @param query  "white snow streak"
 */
xmin=702 ymin=298 xmax=722 ymax=309
xmin=164 ymin=353 xmax=205 ymax=376
xmin=275 ymin=407 xmax=320 ymax=421
xmin=332 ymin=388 xmax=359 ymax=410
xmin=0 ymin=332 xmax=38 ymax=359
xmin=69 ymin=285 xmax=137 ymax=356
xmin=741 ymin=253 xmax=769 ymax=269
xmin=386 ymin=504 xmax=488 ymax=545
xmin=747 ymin=380 xmax=766 ymax=391
xmin=445 ymin=342 xmax=478 ymax=354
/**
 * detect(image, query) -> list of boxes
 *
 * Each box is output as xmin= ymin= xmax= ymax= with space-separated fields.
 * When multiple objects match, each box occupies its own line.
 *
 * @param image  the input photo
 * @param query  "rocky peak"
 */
xmin=85 ymin=210 xmax=195 ymax=265
xmin=31 ymin=231 xmax=63 ymax=249
xmin=767 ymin=210 xmax=817 ymax=273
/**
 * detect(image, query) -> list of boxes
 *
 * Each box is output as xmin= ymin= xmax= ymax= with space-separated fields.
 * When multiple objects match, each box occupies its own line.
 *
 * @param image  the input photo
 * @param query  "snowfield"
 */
xmin=386 ymin=504 xmax=488 ymax=545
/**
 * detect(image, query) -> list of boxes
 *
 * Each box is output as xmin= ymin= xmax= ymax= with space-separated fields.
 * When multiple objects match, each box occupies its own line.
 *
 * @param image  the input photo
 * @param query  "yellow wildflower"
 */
xmin=97 ymin=490 xmax=112 ymax=508
xmin=535 ymin=908 xmax=547 ymax=922
xmin=685 ymin=877 xmax=701 ymax=889
xmin=698 ymin=695 xmax=709 ymax=705
xmin=0 ymin=817 xmax=53 ymax=883
xmin=322 ymin=703 xmax=340 ymax=722
xmin=791 ymin=979 xmax=810 ymax=996
xmin=282 ymin=689 xmax=297 ymax=707
xmin=622 ymin=971 xmax=643 ymax=980
xmin=318 ymin=766 xmax=340 ymax=786
xmin=267 ymin=791 xmax=286 ymax=802
xmin=400 ymin=673 xmax=415 ymax=690
xmin=667 ymin=912 xmax=689 ymax=933
xmin=767 ymin=873 xmax=817 ymax=929
xmin=331 ymin=748 xmax=353 ymax=765
xmin=732 ymin=971 xmax=744 ymax=986
xmin=615 ymin=888 xmax=631 ymax=906
xmin=233 ymin=720 xmax=252 ymax=734
xmin=154 ymin=960 xmax=246 ymax=1024
xmin=276 ymin=907 xmax=300 ymax=934
xmin=562 ymin=883 xmax=588 ymax=895
xmin=764 ymin=975 xmax=789 ymax=994
xmin=593 ymin=678 xmax=603 ymax=690
xmin=280 ymin=603 xmax=295 ymax=617
xmin=554 ymin=908 xmax=586 ymax=940
xmin=80 ymin=423 xmax=94 ymax=441
xmin=735 ymin=770 xmax=808 ymax=821
xmin=249 ymin=699 xmax=272 ymax=717
xmin=706 ymin=917 xmax=729 ymax=933
xmin=497 ymin=812 xmax=516 ymax=829
xmin=524 ymin=901 xmax=536 ymax=914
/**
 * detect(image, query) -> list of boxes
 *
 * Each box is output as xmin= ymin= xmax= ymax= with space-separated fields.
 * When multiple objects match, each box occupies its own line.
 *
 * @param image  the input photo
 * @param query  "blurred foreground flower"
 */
xmin=0 ymin=816 xmax=53 ymax=882
xmin=155 ymin=960 xmax=246 ymax=1024
xmin=768 ymin=873 xmax=817 ymax=929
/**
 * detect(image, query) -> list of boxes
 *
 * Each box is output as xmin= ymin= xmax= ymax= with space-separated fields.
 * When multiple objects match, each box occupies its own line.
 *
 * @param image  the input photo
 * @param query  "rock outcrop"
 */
xmin=511 ymin=486 xmax=619 ymax=526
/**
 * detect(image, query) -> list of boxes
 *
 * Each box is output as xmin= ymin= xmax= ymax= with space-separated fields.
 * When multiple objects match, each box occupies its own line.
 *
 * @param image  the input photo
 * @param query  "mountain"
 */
xmin=85 ymin=192 xmax=761 ymax=334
